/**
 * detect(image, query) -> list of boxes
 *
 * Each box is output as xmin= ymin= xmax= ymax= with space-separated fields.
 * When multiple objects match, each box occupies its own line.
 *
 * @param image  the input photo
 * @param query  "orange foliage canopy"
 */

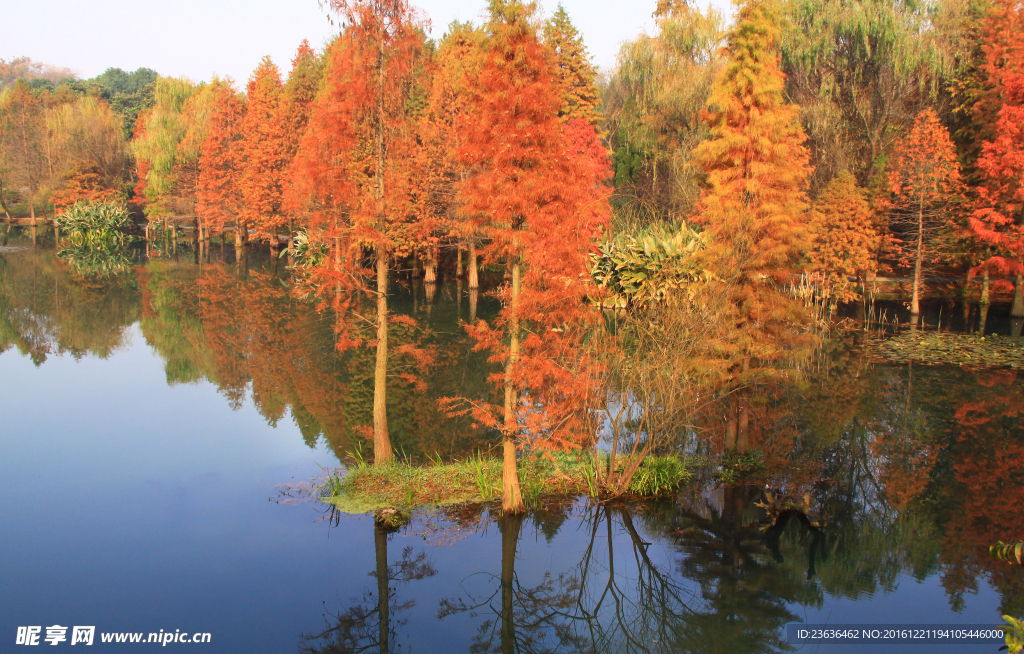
xmin=888 ymin=110 xmax=962 ymax=222
xmin=417 ymin=23 xmax=483 ymax=255
xmin=290 ymin=0 xmax=427 ymax=294
xmin=453 ymin=0 xmax=611 ymax=452
xmin=196 ymin=83 xmax=245 ymax=234
xmin=239 ymin=57 xmax=289 ymax=239
xmin=809 ymin=171 xmax=878 ymax=302
xmin=50 ymin=166 xmax=121 ymax=212
xmin=969 ymin=0 xmax=1024 ymax=277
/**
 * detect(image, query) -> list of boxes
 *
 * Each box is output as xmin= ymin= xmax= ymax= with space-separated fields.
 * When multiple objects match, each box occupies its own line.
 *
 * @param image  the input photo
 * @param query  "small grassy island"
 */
xmin=321 ymin=453 xmax=696 ymax=518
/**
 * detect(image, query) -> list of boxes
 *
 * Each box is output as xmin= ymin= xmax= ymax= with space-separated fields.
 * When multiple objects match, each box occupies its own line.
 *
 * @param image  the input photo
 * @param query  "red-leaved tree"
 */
xmin=888 ymin=109 xmax=963 ymax=317
xmin=196 ymin=82 xmax=246 ymax=249
xmin=291 ymin=0 xmax=428 ymax=465
xmin=969 ymin=0 xmax=1024 ymax=317
xmin=239 ymin=57 xmax=289 ymax=246
xmin=450 ymin=0 xmax=611 ymax=513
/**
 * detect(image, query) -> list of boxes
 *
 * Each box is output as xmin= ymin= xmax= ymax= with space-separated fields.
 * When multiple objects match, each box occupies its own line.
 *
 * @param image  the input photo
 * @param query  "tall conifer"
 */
xmin=692 ymin=0 xmax=814 ymax=450
xmin=543 ymin=4 xmax=600 ymax=126
xmin=292 ymin=0 xmax=427 ymax=465
xmin=455 ymin=0 xmax=611 ymax=513
xmin=196 ymin=83 xmax=245 ymax=243
xmin=239 ymin=57 xmax=288 ymax=243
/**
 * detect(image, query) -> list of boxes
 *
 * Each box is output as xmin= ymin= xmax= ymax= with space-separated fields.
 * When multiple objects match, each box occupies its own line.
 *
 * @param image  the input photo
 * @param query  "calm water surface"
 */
xmin=1 ymin=229 xmax=1020 ymax=653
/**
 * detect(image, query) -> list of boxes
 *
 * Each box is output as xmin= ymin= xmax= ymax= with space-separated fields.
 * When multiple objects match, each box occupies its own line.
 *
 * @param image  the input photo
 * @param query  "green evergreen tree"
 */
xmin=543 ymin=4 xmax=601 ymax=125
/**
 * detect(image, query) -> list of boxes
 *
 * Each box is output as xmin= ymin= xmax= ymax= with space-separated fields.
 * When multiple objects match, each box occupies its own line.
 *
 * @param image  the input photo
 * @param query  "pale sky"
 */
xmin=5 ymin=0 xmax=733 ymax=86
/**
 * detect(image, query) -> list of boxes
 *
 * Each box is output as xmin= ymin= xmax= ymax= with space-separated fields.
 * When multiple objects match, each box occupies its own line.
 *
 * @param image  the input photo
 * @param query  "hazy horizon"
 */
xmin=6 ymin=0 xmax=732 ymax=87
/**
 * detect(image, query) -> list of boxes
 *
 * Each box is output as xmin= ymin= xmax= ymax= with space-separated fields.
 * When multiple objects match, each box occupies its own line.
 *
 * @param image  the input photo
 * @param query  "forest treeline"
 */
xmin=3 ymin=0 xmax=1024 ymax=513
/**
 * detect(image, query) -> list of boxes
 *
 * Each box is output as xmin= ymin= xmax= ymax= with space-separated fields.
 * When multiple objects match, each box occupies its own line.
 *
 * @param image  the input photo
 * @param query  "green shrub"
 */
xmin=55 ymin=201 xmax=134 ymax=249
xmin=590 ymin=222 xmax=705 ymax=307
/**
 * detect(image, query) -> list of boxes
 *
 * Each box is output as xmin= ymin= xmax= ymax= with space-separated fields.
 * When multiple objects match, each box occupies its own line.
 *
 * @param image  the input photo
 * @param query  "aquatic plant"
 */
xmin=990 ymin=541 xmax=1024 ymax=565
xmin=56 ymin=245 xmax=135 ymax=277
xmin=1003 ymin=615 xmax=1024 ymax=654
xmin=876 ymin=332 xmax=1024 ymax=370
xmin=54 ymin=200 xmax=137 ymax=277
xmin=284 ymin=229 xmax=328 ymax=268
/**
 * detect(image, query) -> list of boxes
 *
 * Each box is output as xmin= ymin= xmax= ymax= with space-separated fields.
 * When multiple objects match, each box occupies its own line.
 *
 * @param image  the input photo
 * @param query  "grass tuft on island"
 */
xmin=320 ymin=452 xmax=696 ymax=514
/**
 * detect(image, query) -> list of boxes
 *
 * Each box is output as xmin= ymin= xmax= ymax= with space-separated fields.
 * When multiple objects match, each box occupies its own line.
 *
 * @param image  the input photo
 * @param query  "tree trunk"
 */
xmin=374 ymin=524 xmax=390 ymax=654
xmin=911 ymin=202 xmax=924 ymax=316
xmin=457 ymin=277 xmax=463 ymax=317
xmin=456 ymin=245 xmax=463 ymax=279
xmin=469 ymin=287 xmax=478 ymax=324
xmin=423 ymin=247 xmax=438 ymax=283
xmin=979 ymin=267 xmax=991 ymax=335
xmin=502 ymin=258 xmax=524 ymax=514
xmin=737 ymin=392 xmax=750 ymax=454
xmin=468 ymin=240 xmax=479 ymax=289
xmin=234 ymin=221 xmax=247 ymax=248
xmin=0 ymin=191 xmax=12 ymax=223
xmin=374 ymin=249 xmax=394 ymax=465
xmin=499 ymin=512 xmax=524 ymax=654
xmin=724 ymin=395 xmax=737 ymax=451
xmin=1013 ymin=273 xmax=1024 ymax=319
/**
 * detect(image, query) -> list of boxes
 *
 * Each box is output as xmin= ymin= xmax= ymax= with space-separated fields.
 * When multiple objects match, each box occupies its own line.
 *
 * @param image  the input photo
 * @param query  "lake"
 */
xmin=1 ymin=228 xmax=1020 ymax=653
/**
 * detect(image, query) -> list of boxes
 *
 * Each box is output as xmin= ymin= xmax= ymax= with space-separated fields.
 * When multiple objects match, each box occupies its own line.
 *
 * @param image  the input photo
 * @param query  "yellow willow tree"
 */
xmin=292 ymin=0 xmax=427 ymax=465
xmin=452 ymin=0 xmax=611 ymax=513
xmin=692 ymin=0 xmax=816 ymax=453
xmin=131 ymin=77 xmax=199 ymax=221
xmin=46 ymin=96 xmax=131 ymax=211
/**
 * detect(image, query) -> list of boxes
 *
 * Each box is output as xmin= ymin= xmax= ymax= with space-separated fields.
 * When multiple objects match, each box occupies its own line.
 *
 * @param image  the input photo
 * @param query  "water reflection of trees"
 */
xmin=0 ymin=241 xmax=140 ymax=362
xmin=4 ymin=240 xmax=1024 ymax=624
xmin=301 ymin=522 xmax=437 ymax=654
xmin=135 ymin=256 xmax=497 ymax=461
xmin=432 ymin=501 xmax=804 ymax=654
xmin=1 ymin=241 xmax=497 ymax=461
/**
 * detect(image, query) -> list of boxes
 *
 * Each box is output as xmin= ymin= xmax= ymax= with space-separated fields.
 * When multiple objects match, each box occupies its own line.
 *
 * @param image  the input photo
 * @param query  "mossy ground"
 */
xmin=321 ymin=452 xmax=695 ymax=514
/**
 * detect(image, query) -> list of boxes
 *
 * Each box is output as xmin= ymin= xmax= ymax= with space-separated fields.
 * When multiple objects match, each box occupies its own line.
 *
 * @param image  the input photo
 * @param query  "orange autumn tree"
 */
xmin=969 ymin=0 xmax=1024 ymax=318
xmin=284 ymin=40 xmax=322 ymax=149
xmin=292 ymin=0 xmax=427 ymax=465
xmin=451 ymin=0 xmax=611 ymax=513
xmin=888 ymin=109 xmax=963 ymax=317
xmin=809 ymin=171 xmax=878 ymax=302
xmin=422 ymin=22 xmax=484 ymax=288
xmin=239 ymin=57 xmax=289 ymax=247
xmin=281 ymin=40 xmax=323 ymax=240
xmin=196 ymin=82 xmax=246 ymax=250
xmin=691 ymin=0 xmax=815 ymax=451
